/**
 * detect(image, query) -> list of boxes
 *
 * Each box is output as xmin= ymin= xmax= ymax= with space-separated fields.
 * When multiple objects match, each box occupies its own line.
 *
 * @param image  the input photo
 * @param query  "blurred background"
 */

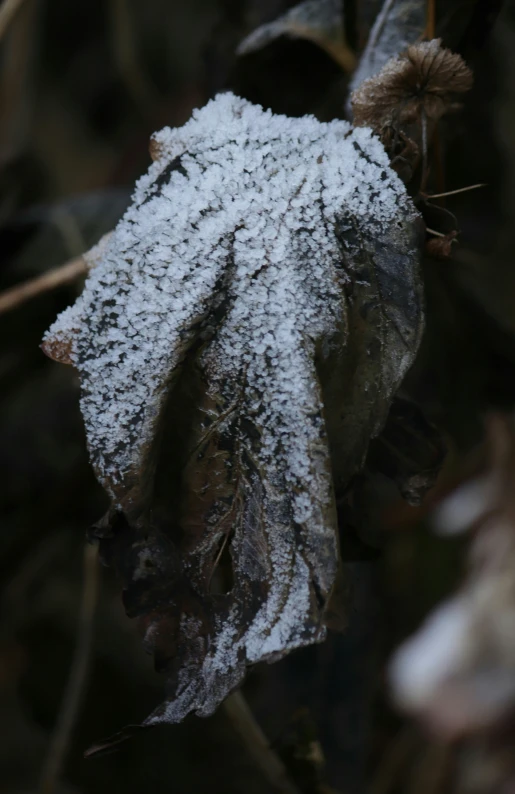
xmin=1 ymin=1 xmax=515 ymax=792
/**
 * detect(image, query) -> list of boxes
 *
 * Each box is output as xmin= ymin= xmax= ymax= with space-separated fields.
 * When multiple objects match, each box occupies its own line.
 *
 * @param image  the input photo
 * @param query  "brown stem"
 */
xmin=426 ymin=0 xmax=436 ymax=39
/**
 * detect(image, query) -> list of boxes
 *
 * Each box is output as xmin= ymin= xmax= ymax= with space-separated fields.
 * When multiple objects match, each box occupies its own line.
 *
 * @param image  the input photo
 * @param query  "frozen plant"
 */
xmin=44 ymin=92 xmax=423 ymax=727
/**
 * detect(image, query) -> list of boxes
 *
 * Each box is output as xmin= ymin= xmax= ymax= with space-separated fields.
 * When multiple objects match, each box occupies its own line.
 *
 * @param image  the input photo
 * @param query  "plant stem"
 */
xmin=223 ymin=691 xmax=300 ymax=794
xmin=39 ymin=543 xmax=99 ymax=794
xmin=0 ymin=256 xmax=86 ymax=315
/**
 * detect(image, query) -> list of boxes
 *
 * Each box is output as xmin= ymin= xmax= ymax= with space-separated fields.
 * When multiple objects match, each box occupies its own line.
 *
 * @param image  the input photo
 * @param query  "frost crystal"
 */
xmin=44 ymin=93 xmax=423 ymax=726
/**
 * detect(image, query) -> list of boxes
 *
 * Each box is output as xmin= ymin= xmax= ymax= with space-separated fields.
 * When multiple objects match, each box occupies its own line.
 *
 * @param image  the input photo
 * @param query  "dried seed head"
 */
xmin=352 ymin=38 xmax=473 ymax=131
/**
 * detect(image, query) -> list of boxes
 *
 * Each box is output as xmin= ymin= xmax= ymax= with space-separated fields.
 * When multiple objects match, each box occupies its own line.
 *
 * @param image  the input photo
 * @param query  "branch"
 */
xmin=0 ymin=256 xmax=86 ymax=315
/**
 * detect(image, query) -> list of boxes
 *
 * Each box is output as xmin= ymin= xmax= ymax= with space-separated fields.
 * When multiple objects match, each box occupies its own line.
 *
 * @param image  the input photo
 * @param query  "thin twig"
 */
xmin=207 ymin=531 xmax=231 ymax=590
xmin=370 ymin=728 xmax=419 ymax=794
xmin=0 ymin=0 xmax=28 ymax=40
xmin=223 ymin=691 xmax=300 ymax=794
xmin=432 ymin=125 xmax=446 ymax=200
xmin=426 ymin=0 xmax=436 ymax=39
xmin=0 ymin=256 xmax=86 ymax=316
xmin=425 ymin=183 xmax=486 ymax=199
xmin=39 ymin=543 xmax=99 ymax=794
xmin=425 ymin=227 xmax=447 ymax=237
xmin=409 ymin=742 xmax=453 ymax=794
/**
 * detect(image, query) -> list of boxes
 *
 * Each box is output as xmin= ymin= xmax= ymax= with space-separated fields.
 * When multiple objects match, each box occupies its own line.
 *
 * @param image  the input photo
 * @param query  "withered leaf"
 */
xmin=365 ymin=395 xmax=446 ymax=506
xmin=43 ymin=93 xmax=423 ymax=727
xmin=236 ymin=0 xmax=355 ymax=72
xmin=348 ymin=0 xmax=426 ymax=101
xmin=425 ymin=230 xmax=458 ymax=259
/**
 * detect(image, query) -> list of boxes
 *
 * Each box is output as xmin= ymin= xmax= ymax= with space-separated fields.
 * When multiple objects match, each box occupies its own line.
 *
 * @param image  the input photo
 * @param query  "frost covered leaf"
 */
xmin=352 ymin=39 xmax=473 ymax=131
xmin=43 ymin=93 xmax=423 ymax=727
xmin=237 ymin=0 xmax=355 ymax=72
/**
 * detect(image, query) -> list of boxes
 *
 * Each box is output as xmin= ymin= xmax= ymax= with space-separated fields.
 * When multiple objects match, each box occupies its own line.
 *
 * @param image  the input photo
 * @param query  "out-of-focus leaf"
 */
xmin=237 ymin=0 xmax=356 ymax=72
xmin=1 ymin=190 xmax=129 ymax=281
xmin=43 ymin=93 xmax=423 ymax=730
xmin=390 ymin=414 xmax=515 ymax=792
xmin=335 ymin=397 xmax=446 ymax=557
xmin=366 ymin=395 xmax=447 ymax=505
xmin=349 ymin=0 xmax=425 ymax=103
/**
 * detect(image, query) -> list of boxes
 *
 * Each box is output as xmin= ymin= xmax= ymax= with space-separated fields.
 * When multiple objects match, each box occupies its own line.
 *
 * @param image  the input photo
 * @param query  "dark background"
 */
xmin=1 ymin=1 xmax=514 ymax=792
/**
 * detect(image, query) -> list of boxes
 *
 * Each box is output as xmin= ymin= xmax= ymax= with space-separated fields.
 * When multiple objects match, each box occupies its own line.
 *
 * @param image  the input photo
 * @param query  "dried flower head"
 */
xmin=352 ymin=38 xmax=473 ymax=131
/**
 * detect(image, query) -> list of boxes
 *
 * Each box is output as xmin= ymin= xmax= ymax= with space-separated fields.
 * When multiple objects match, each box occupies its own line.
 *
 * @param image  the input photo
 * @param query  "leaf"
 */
xmin=425 ymin=230 xmax=458 ymax=259
xmin=237 ymin=0 xmax=356 ymax=72
xmin=348 ymin=0 xmax=426 ymax=103
xmin=365 ymin=395 xmax=447 ymax=505
xmin=43 ymin=93 xmax=423 ymax=728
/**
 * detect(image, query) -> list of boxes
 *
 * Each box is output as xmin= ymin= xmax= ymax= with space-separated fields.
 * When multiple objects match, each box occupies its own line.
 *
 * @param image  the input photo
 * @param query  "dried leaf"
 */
xmin=382 ymin=127 xmax=420 ymax=182
xmin=237 ymin=0 xmax=355 ymax=72
xmin=352 ymin=39 xmax=473 ymax=131
xmin=425 ymin=230 xmax=458 ymax=259
xmin=44 ymin=93 xmax=424 ymax=728
xmin=365 ymin=395 xmax=446 ymax=506
xmin=348 ymin=0 xmax=426 ymax=106
xmin=41 ymin=330 xmax=75 ymax=365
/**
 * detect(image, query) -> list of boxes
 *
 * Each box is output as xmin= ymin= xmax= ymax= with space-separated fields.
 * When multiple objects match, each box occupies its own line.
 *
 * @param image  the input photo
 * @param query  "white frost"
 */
xmin=45 ymin=92 xmax=412 ymax=500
